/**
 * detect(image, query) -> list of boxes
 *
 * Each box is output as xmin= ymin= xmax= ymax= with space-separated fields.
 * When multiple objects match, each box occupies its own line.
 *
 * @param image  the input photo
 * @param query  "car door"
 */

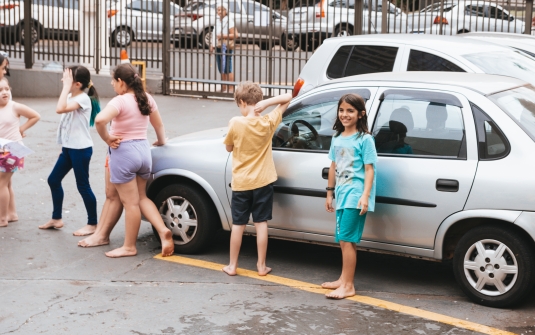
xmin=365 ymin=87 xmax=478 ymax=249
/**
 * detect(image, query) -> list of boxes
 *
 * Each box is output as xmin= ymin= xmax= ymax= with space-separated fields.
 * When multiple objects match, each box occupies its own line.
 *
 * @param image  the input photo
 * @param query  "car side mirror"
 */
xmin=509 ymin=15 xmax=514 ymax=21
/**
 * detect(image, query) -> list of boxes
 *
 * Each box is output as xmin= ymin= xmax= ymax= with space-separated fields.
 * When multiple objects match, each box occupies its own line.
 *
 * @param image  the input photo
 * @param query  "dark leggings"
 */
xmin=47 ymin=147 xmax=97 ymax=224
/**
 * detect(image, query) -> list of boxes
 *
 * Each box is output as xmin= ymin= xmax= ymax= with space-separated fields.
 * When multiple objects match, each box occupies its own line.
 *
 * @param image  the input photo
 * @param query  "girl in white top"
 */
xmin=0 ymin=78 xmax=40 ymax=227
xmin=39 ymin=66 xmax=102 ymax=237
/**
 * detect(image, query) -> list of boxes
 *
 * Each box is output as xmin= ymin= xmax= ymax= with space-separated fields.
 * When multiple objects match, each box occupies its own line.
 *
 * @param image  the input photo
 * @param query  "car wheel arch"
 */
xmin=18 ymin=19 xmax=42 ymax=39
xmin=433 ymin=210 xmax=535 ymax=260
xmin=147 ymin=170 xmax=230 ymax=230
xmin=335 ymin=23 xmax=354 ymax=35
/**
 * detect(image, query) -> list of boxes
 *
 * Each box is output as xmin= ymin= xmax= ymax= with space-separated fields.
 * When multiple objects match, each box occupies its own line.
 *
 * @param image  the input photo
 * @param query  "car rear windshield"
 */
xmin=489 ymin=85 xmax=535 ymax=142
xmin=463 ymin=50 xmax=535 ymax=87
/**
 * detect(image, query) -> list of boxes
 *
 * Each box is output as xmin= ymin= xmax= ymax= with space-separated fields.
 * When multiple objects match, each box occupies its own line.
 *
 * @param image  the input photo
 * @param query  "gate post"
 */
xmin=354 ymin=0 xmax=363 ymax=35
xmin=381 ymin=0 xmax=388 ymax=33
xmin=526 ymin=0 xmax=533 ymax=35
xmin=162 ymin=0 xmax=171 ymax=95
xmin=23 ymin=0 xmax=33 ymax=69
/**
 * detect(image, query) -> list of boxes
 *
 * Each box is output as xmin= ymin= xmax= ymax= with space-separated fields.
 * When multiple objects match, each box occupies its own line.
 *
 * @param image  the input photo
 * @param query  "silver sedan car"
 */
xmin=147 ymin=72 xmax=535 ymax=308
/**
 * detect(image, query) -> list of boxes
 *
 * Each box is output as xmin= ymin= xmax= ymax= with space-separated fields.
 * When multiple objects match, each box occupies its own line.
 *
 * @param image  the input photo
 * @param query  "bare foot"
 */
xmin=258 ymin=266 xmax=272 ymax=276
xmin=325 ymin=285 xmax=356 ymax=299
xmin=321 ymin=279 xmax=341 ymax=289
xmin=39 ymin=219 xmax=64 ymax=230
xmin=0 ymin=221 xmax=8 ymax=227
xmin=222 ymin=265 xmax=237 ymax=276
xmin=78 ymin=234 xmax=110 ymax=248
xmin=7 ymin=215 xmax=18 ymax=222
xmin=105 ymin=246 xmax=137 ymax=258
xmin=73 ymin=225 xmax=97 ymax=236
xmin=160 ymin=229 xmax=174 ymax=257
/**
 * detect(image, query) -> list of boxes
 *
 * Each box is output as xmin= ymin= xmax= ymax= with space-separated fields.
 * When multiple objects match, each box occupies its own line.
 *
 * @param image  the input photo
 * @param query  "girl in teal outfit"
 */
xmin=323 ymin=93 xmax=377 ymax=299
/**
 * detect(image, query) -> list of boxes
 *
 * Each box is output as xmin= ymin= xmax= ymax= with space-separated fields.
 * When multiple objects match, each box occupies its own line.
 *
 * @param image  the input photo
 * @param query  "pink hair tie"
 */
xmin=134 ymin=73 xmax=139 ymax=78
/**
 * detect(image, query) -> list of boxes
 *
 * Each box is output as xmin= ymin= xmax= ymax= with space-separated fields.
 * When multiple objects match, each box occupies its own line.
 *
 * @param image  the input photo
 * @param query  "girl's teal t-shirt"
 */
xmin=328 ymin=132 xmax=378 ymax=212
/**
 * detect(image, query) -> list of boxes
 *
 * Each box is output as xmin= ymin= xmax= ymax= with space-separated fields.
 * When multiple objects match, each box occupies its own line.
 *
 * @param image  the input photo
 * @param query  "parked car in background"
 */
xmin=108 ymin=0 xmax=182 ymax=47
xmin=459 ymin=32 xmax=535 ymax=58
xmin=0 ymin=0 xmax=79 ymax=45
xmin=412 ymin=1 xmax=524 ymax=35
xmin=292 ymin=34 xmax=535 ymax=97
xmin=147 ymin=71 xmax=535 ymax=308
xmin=173 ymin=0 xmax=289 ymax=50
xmin=286 ymin=0 xmax=406 ymax=51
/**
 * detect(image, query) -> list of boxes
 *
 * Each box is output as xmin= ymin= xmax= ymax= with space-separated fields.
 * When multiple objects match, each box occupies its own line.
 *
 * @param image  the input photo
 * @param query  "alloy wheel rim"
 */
xmin=337 ymin=30 xmax=351 ymax=37
xmin=205 ymin=31 xmax=212 ymax=46
xmin=463 ymin=239 xmax=518 ymax=296
xmin=117 ymin=30 xmax=130 ymax=45
xmin=159 ymin=195 xmax=198 ymax=245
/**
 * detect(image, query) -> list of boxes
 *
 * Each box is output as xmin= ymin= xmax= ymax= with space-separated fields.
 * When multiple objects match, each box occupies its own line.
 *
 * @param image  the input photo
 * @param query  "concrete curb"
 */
xmin=9 ymin=68 xmax=163 ymax=98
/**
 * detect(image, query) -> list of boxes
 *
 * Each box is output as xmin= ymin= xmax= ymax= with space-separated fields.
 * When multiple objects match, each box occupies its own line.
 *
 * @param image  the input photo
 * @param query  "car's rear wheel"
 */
xmin=335 ymin=24 xmax=353 ymax=37
xmin=19 ymin=22 xmax=39 ymax=45
xmin=199 ymin=27 xmax=213 ymax=49
xmin=112 ymin=26 xmax=133 ymax=47
xmin=152 ymin=184 xmax=217 ymax=254
xmin=281 ymin=33 xmax=299 ymax=51
xmin=453 ymin=225 xmax=535 ymax=307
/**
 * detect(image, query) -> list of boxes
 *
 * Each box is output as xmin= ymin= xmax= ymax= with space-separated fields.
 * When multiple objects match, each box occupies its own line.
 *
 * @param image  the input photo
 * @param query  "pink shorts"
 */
xmin=0 ymin=152 xmax=24 ymax=173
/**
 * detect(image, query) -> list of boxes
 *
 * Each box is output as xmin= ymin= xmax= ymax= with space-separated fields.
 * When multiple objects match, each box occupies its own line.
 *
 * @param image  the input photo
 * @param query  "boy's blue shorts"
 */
xmin=231 ymin=183 xmax=273 ymax=225
xmin=335 ymin=208 xmax=367 ymax=244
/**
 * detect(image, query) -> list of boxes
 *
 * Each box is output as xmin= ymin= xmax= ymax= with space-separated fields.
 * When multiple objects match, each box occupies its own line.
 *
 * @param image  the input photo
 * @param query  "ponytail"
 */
xmin=69 ymin=65 xmax=101 ymax=127
xmin=112 ymin=64 xmax=151 ymax=116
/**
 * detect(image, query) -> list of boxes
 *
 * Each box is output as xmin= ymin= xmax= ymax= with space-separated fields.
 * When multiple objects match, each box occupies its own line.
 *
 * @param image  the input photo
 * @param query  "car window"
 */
xmin=127 ymin=0 xmax=151 ymax=11
xmin=294 ymin=0 xmax=321 ymax=7
xmin=155 ymin=1 xmax=179 ymax=14
xmin=463 ymin=50 xmax=535 ymax=87
xmin=471 ymin=103 xmax=509 ymax=160
xmin=407 ymin=50 xmax=465 ymax=72
xmin=373 ymin=92 xmax=466 ymax=158
xmin=228 ymin=1 xmax=242 ymax=13
xmin=326 ymin=45 xmax=398 ymax=79
xmin=33 ymin=0 xmax=62 ymax=6
xmin=184 ymin=2 xmax=214 ymax=11
xmin=422 ymin=2 xmax=456 ymax=12
xmin=63 ymin=0 xmax=78 ymax=9
xmin=329 ymin=0 xmax=354 ymax=8
xmin=466 ymin=5 xmax=485 ymax=17
xmin=245 ymin=1 xmax=268 ymax=14
xmin=275 ymin=89 xmax=371 ymax=151
xmin=489 ymin=85 xmax=535 ymax=142
xmin=487 ymin=5 xmax=509 ymax=20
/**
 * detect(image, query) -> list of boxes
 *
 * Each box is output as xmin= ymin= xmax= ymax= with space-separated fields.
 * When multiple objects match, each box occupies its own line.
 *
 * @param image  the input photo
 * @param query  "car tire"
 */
xmin=152 ymin=183 xmax=218 ymax=254
xmin=335 ymin=24 xmax=353 ymax=37
xmin=457 ymin=29 xmax=470 ymax=34
xmin=281 ymin=33 xmax=299 ymax=51
xmin=19 ymin=22 xmax=39 ymax=45
xmin=259 ymin=42 xmax=272 ymax=50
xmin=112 ymin=26 xmax=133 ymax=47
xmin=199 ymin=27 xmax=213 ymax=49
xmin=452 ymin=224 xmax=535 ymax=307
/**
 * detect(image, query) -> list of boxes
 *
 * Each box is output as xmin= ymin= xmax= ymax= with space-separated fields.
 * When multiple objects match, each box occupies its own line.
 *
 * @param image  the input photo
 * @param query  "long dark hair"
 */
xmin=69 ymin=65 xmax=100 ymax=126
xmin=113 ymin=63 xmax=151 ymax=116
xmin=333 ymin=93 xmax=369 ymax=137
xmin=0 ymin=54 xmax=9 ymax=77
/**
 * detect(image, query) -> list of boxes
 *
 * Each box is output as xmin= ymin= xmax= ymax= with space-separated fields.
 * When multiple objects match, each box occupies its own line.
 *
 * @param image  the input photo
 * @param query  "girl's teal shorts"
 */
xmin=335 ymin=208 xmax=367 ymax=243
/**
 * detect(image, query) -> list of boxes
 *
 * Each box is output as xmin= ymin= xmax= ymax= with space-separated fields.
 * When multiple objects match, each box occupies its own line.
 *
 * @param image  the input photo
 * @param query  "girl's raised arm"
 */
xmin=56 ymin=69 xmax=81 ymax=114
xmin=149 ymin=110 xmax=166 ymax=146
xmin=14 ymin=103 xmax=40 ymax=137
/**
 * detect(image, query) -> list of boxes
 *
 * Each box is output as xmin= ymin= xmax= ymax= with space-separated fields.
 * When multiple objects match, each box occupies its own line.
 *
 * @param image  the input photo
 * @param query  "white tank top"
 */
xmin=0 ymin=101 xmax=22 ymax=142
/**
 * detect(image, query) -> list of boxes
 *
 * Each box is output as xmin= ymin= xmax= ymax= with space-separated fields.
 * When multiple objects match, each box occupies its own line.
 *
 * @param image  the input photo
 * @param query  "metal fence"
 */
xmin=0 ymin=0 xmax=533 ymax=96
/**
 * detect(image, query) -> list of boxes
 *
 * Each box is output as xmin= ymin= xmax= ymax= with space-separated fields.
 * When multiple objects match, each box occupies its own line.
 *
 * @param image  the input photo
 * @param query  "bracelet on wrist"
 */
xmin=326 ymin=187 xmax=335 ymax=191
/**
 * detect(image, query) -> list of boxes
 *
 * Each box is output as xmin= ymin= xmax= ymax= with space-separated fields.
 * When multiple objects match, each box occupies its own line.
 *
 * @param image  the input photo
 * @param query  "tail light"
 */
xmin=315 ymin=0 xmax=326 ymax=18
xmin=292 ymin=78 xmax=305 ymax=98
xmin=107 ymin=9 xmax=118 ymax=18
xmin=0 ymin=4 xmax=19 ymax=9
xmin=178 ymin=13 xmax=203 ymax=21
xmin=433 ymin=16 xmax=448 ymax=24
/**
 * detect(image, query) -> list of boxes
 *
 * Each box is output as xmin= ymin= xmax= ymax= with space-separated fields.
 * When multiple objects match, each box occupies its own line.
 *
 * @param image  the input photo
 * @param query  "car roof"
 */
xmin=322 ymin=72 xmax=527 ymax=96
xmin=462 ymin=32 xmax=535 ymax=41
xmin=324 ymin=34 xmax=510 ymax=56
xmin=460 ymin=33 xmax=535 ymax=53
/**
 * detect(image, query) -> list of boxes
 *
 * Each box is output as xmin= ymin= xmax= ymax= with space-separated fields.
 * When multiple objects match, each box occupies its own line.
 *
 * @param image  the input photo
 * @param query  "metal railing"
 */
xmin=0 ymin=0 xmax=533 ymax=96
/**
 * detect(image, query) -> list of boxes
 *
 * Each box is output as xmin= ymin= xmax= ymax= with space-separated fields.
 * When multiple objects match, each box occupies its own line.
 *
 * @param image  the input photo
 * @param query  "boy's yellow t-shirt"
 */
xmin=223 ymin=106 xmax=283 ymax=191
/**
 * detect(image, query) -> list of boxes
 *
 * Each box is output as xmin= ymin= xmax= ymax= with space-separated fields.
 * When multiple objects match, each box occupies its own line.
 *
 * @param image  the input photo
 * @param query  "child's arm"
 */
xmin=14 ymin=103 xmax=40 ymax=138
xmin=357 ymin=164 xmax=375 ymax=215
xmin=325 ymin=161 xmax=336 ymax=213
xmin=226 ymin=145 xmax=233 ymax=152
xmin=149 ymin=109 xmax=167 ymax=146
xmin=254 ymin=92 xmax=293 ymax=114
xmin=95 ymin=105 xmax=121 ymax=148
xmin=56 ymin=68 xmax=81 ymax=114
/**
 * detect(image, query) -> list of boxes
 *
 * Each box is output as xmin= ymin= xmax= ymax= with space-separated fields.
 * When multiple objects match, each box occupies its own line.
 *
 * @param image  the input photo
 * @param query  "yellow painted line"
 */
xmin=154 ymin=254 xmax=517 ymax=335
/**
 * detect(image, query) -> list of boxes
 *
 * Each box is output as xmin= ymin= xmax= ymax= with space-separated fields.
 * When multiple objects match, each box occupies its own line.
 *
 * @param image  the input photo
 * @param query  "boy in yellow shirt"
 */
xmin=223 ymin=81 xmax=292 ymax=276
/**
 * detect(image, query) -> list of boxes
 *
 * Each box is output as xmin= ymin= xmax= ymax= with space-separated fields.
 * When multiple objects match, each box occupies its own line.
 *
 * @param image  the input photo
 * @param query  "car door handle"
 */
xmin=248 ymin=20 xmax=254 ymax=22
xmin=436 ymin=179 xmax=459 ymax=192
xmin=322 ymin=167 xmax=329 ymax=180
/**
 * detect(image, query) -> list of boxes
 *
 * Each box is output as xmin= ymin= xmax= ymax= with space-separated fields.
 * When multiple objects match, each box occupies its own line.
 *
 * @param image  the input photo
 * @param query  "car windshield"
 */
xmin=489 ymin=85 xmax=535 ymax=142
xmin=463 ymin=50 xmax=535 ymax=87
xmin=421 ymin=2 xmax=455 ymax=12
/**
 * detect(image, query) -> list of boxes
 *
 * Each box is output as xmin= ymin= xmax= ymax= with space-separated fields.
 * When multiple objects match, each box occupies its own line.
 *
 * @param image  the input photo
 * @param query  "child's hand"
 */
xmin=61 ymin=68 xmax=74 ymax=88
xmin=325 ymin=195 xmax=334 ymax=213
xmin=19 ymin=127 xmax=26 ymax=138
xmin=254 ymin=100 xmax=269 ymax=114
xmin=106 ymin=135 xmax=122 ymax=149
xmin=153 ymin=138 xmax=167 ymax=146
xmin=357 ymin=196 xmax=369 ymax=215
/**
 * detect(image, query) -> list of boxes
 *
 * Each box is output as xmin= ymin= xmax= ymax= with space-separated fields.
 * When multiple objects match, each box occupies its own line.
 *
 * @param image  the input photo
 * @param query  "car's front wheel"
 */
xmin=453 ymin=225 xmax=535 ymax=307
xmin=112 ymin=27 xmax=133 ymax=47
xmin=281 ymin=33 xmax=299 ymax=51
xmin=152 ymin=183 xmax=217 ymax=254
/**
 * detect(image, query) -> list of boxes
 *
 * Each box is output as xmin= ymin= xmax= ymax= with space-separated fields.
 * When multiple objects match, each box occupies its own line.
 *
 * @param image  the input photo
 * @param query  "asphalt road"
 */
xmin=1 ymin=95 xmax=534 ymax=335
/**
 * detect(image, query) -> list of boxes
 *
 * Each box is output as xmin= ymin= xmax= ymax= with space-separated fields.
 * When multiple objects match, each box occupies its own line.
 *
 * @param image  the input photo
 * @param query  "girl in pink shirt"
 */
xmin=95 ymin=64 xmax=173 ymax=258
xmin=0 ymin=78 xmax=40 ymax=227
